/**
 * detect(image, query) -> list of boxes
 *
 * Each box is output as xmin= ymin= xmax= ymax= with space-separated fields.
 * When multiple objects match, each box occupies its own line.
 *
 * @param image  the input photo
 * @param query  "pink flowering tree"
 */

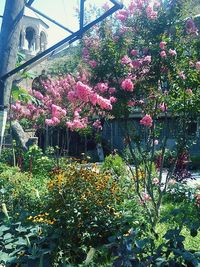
xmin=11 ymin=71 xmax=115 ymax=153
xmin=80 ymin=0 xmax=200 ymax=227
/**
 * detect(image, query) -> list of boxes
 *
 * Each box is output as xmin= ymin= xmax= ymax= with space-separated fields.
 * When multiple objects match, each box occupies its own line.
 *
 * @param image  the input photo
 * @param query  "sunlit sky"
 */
xmin=0 ymin=0 xmax=126 ymax=47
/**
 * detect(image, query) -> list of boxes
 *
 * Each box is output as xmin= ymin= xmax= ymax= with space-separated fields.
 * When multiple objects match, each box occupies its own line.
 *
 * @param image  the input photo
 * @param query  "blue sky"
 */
xmin=0 ymin=0 xmax=116 ymax=47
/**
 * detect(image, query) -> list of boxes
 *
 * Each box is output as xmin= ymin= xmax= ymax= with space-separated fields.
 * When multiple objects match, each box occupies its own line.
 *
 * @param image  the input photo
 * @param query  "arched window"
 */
xmin=40 ymin=31 xmax=47 ymax=52
xmin=25 ymin=27 xmax=36 ymax=51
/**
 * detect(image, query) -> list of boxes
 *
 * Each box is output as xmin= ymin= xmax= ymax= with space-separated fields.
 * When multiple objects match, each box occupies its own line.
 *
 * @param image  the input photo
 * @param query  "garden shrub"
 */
xmin=101 ymin=153 xmax=128 ymax=178
xmin=45 ymin=162 xmax=126 ymax=263
xmin=154 ymin=149 xmax=176 ymax=168
xmin=22 ymin=145 xmax=54 ymax=176
xmin=0 ymin=147 xmax=15 ymax=166
xmin=0 ymin=164 xmax=48 ymax=215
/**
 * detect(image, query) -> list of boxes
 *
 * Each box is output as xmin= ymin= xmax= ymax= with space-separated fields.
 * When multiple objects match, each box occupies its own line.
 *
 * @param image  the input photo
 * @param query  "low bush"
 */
xmin=101 ymin=153 xmax=128 ymax=178
xmin=45 ymin=162 xmax=130 ymax=264
xmin=0 ymin=163 xmax=48 ymax=215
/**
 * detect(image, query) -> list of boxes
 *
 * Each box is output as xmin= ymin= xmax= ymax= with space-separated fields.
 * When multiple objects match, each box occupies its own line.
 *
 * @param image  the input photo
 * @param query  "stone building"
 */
xmin=19 ymin=7 xmax=49 ymax=57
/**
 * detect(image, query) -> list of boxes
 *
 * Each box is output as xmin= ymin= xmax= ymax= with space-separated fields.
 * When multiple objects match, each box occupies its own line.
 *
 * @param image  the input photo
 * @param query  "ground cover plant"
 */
xmin=0 ymin=0 xmax=200 ymax=266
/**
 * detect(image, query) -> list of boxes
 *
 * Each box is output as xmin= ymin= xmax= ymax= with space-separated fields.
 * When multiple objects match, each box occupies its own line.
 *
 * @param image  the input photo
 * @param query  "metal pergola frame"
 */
xmin=0 ymin=0 xmax=123 ymax=108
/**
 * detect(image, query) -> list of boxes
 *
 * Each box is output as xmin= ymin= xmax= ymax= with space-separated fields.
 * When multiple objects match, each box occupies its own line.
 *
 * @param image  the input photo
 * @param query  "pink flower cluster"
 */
xmin=159 ymin=42 xmax=177 ymax=58
xmin=121 ymin=55 xmax=132 ymax=65
xmin=116 ymin=9 xmax=129 ymax=22
xmin=117 ymin=0 xmax=160 ymax=22
xmin=121 ymin=79 xmax=134 ymax=92
xmin=93 ymin=119 xmax=102 ymax=130
xmin=45 ymin=117 xmax=60 ymax=126
xmin=128 ymin=0 xmax=160 ymax=18
xmin=66 ymin=111 xmax=88 ymax=130
xmin=96 ymin=82 xmax=109 ymax=93
xmin=178 ymin=71 xmax=186 ymax=80
xmin=69 ymin=81 xmax=112 ymax=110
xmin=121 ymin=52 xmax=152 ymax=71
xmin=140 ymin=192 xmax=151 ymax=204
xmin=186 ymin=18 xmax=198 ymax=35
xmin=195 ymin=61 xmax=200 ymax=70
xmin=11 ymin=101 xmax=43 ymax=121
xmin=140 ymin=114 xmax=153 ymax=127
xmin=146 ymin=5 xmax=158 ymax=20
xmin=11 ymin=74 xmax=113 ymax=131
xmin=131 ymin=49 xmax=139 ymax=56
xmin=159 ymin=102 xmax=167 ymax=112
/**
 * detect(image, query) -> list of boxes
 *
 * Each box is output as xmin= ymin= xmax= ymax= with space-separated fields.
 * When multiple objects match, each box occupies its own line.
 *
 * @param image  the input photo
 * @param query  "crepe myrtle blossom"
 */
xmin=186 ymin=18 xmax=198 ymax=35
xmin=45 ymin=117 xmax=61 ymax=126
xmin=11 ymin=101 xmax=22 ymax=112
xmin=116 ymin=9 xmax=129 ymax=22
xmin=159 ymin=41 xmax=167 ymax=50
xmin=66 ymin=117 xmax=88 ymax=131
xmin=169 ymin=49 xmax=177 ymax=56
xmin=154 ymin=139 xmax=159 ymax=145
xmin=160 ymin=51 xmax=167 ymax=58
xmin=127 ymin=100 xmax=135 ymax=107
xmin=178 ymin=71 xmax=186 ymax=80
xmin=93 ymin=119 xmax=102 ymax=130
xmin=140 ymin=114 xmax=153 ymax=127
xmin=52 ymin=104 xmax=66 ymax=118
xmin=195 ymin=61 xmax=200 ymax=70
xmin=121 ymin=55 xmax=132 ymax=65
xmin=132 ymin=59 xmax=143 ymax=68
xmin=96 ymin=82 xmax=109 ymax=93
xmin=121 ymin=79 xmax=135 ymax=92
xmin=143 ymin=55 xmax=151 ymax=63
xmin=146 ymin=5 xmax=158 ymax=20
xmin=142 ymin=192 xmax=152 ymax=202
xmin=153 ymin=177 xmax=159 ymax=185
xmin=88 ymin=60 xmax=97 ymax=68
xmin=120 ymin=26 xmax=132 ymax=34
xmin=153 ymin=1 xmax=160 ymax=7
xmin=109 ymin=96 xmax=117 ymax=103
xmin=159 ymin=102 xmax=167 ymax=112
xmin=109 ymin=87 xmax=116 ymax=94
xmin=186 ymin=88 xmax=193 ymax=95
xmin=102 ymin=2 xmax=110 ymax=11
xmin=128 ymin=1 xmax=136 ymax=13
xmin=12 ymin=74 xmax=113 ymax=130
xmin=32 ymin=90 xmax=44 ymax=100
xmin=131 ymin=49 xmax=139 ymax=56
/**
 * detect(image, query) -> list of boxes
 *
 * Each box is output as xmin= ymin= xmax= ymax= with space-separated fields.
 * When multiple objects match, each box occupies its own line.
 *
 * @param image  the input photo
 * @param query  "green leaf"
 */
xmin=0 ymin=251 xmax=11 ymax=263
xmin=3 ymin=233 xmax=12 ymax=240
xmin=155 ymin=257 xmax=167 ymax=267
xmin=182 ymin=251 xmax=195 ymax=262
xmin=4 ymin=243 xmax=13 ymax=249
xmin=0 ymin=225 xmax=10 ymax=232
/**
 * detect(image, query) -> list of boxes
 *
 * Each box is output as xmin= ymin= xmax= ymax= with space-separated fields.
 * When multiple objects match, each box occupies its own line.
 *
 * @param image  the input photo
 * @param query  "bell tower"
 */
xmin=19 ymin=7 xmax=49 ymax=57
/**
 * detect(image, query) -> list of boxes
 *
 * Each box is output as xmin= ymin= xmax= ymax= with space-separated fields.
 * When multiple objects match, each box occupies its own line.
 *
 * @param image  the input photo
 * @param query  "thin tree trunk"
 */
xmin=0 ymin=0 xmax=25 ymax=153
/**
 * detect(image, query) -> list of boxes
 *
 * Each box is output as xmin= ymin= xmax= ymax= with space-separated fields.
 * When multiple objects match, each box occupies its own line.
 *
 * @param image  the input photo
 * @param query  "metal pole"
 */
xmin=80 ymin=0 xmax=85 ymax=30
xmin=0 ymin=79 xmax=4 ymax=110
xmin=26 ymin=0 xmax=36 ymax=6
